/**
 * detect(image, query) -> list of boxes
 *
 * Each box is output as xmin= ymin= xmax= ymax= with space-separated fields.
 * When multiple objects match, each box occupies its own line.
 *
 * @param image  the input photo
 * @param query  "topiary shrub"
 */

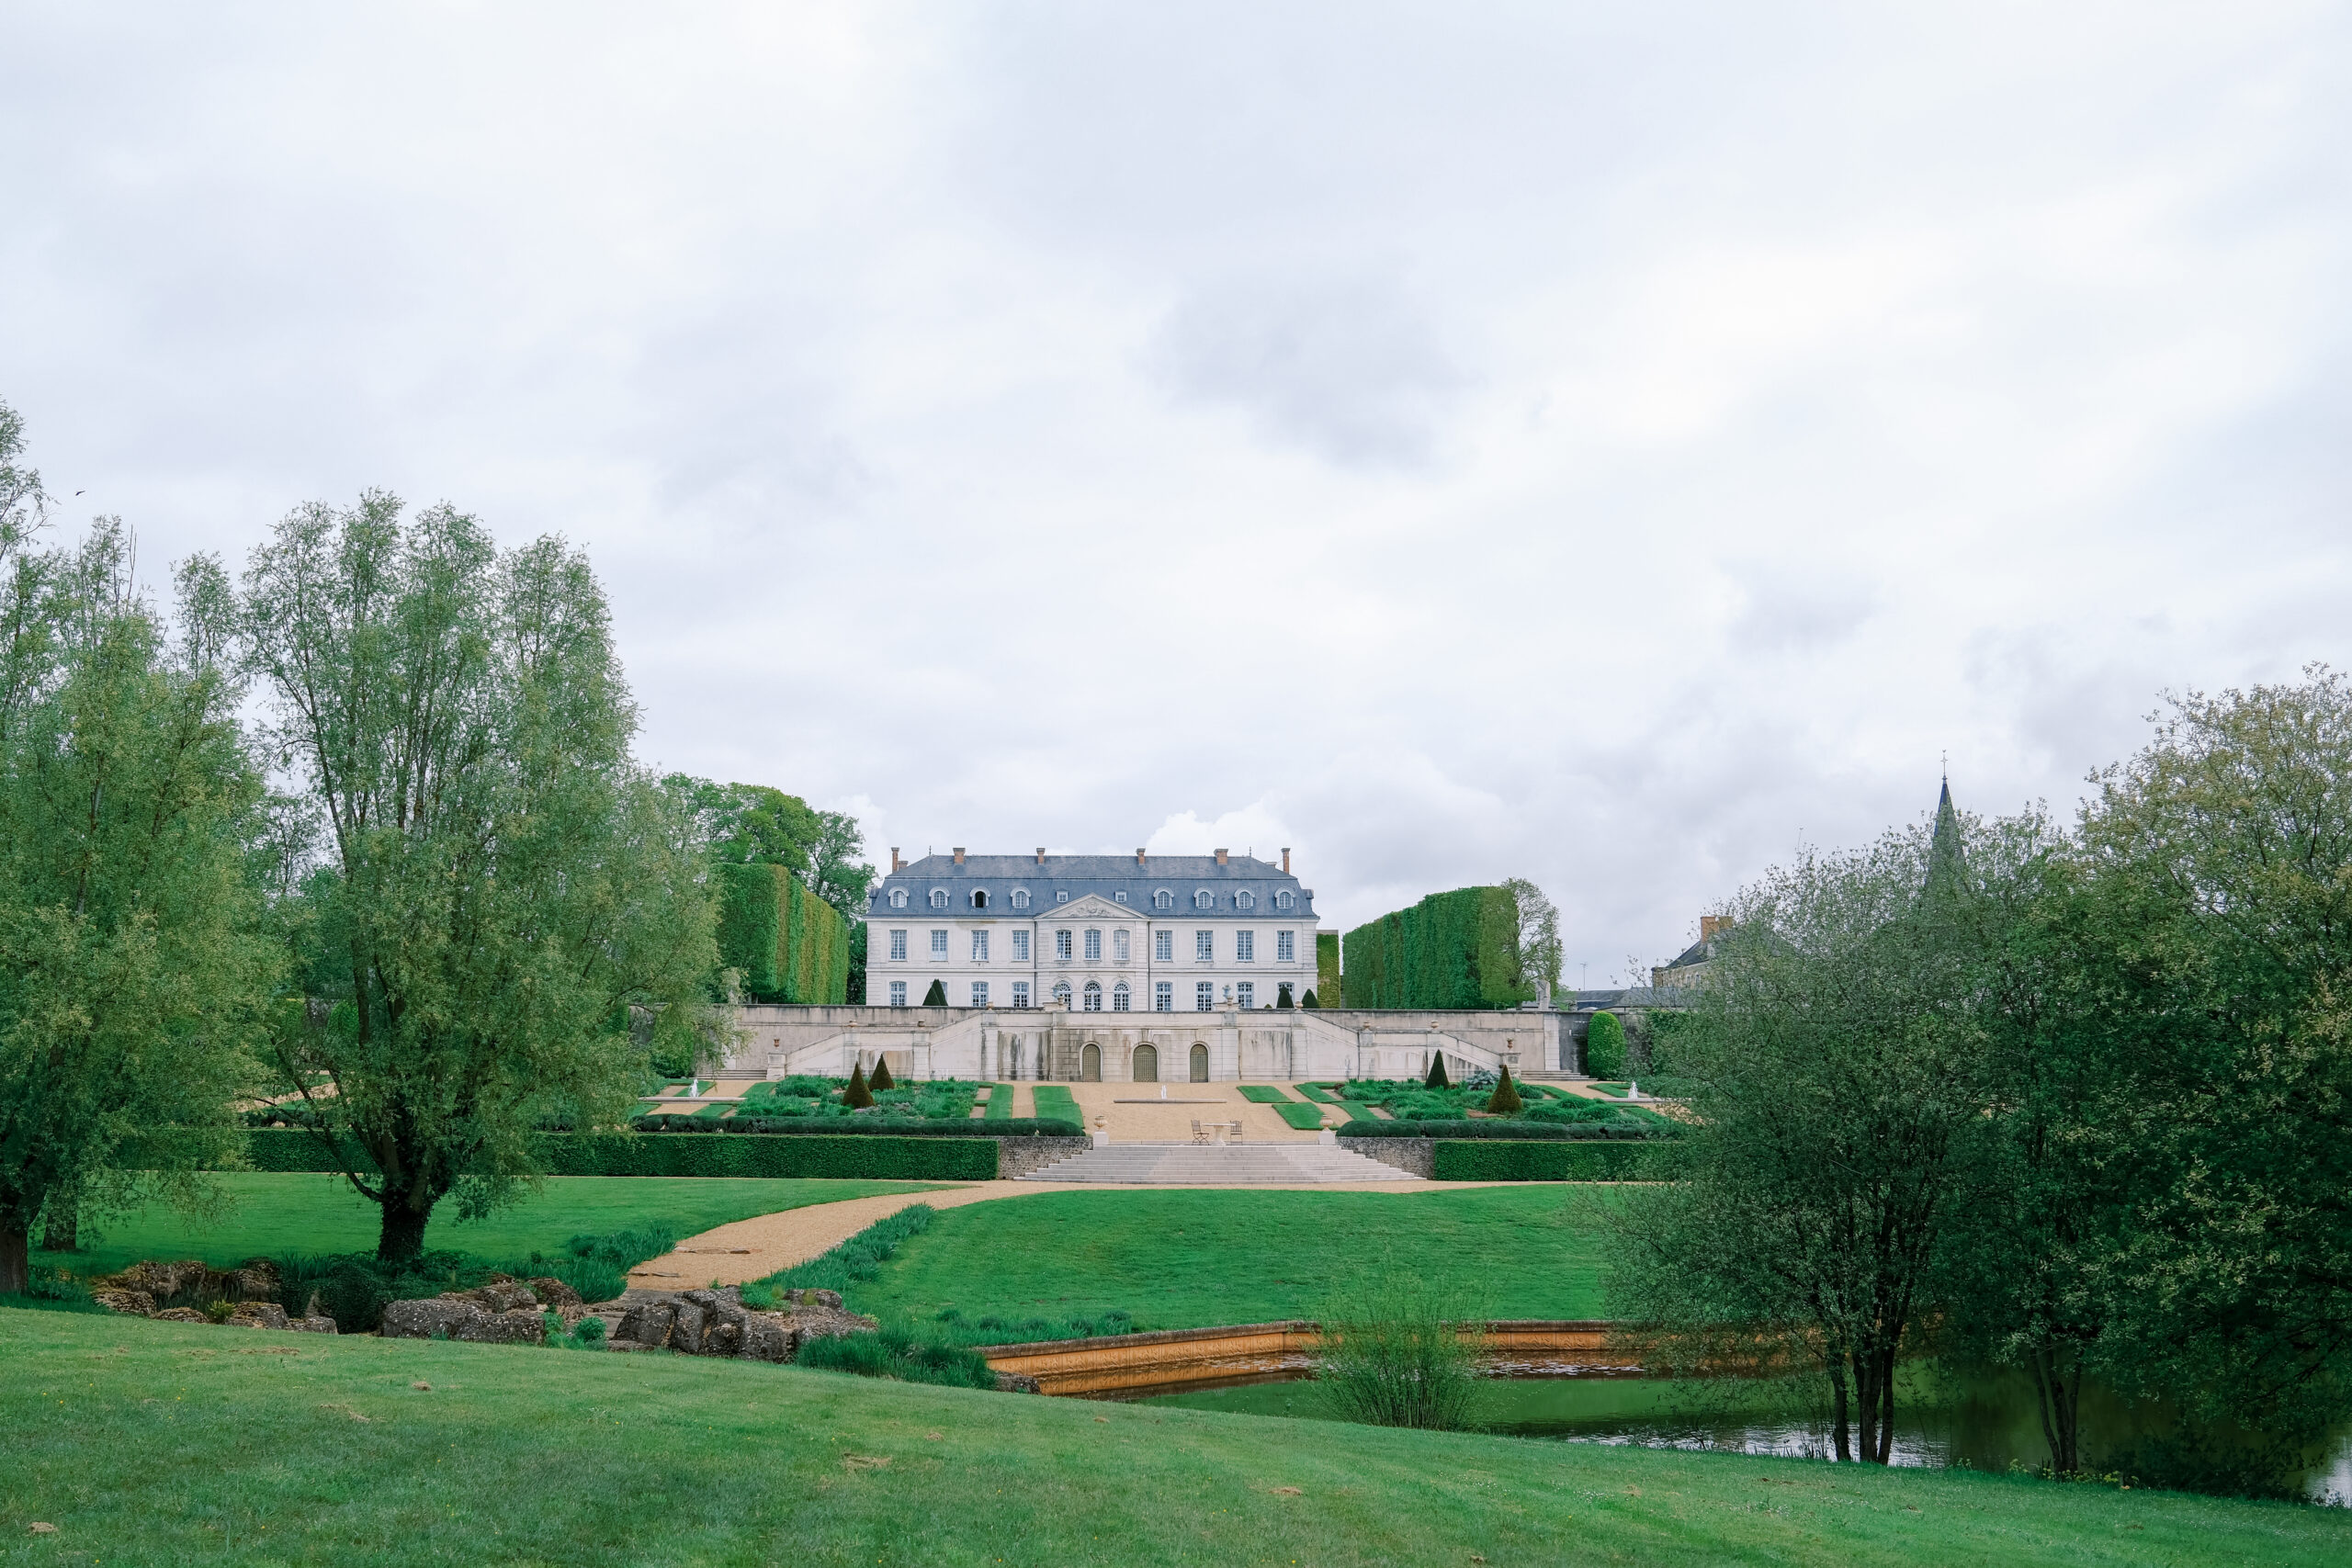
xmin=1424 ymin=1053 xmax=1450 ymax=1090
xmin=1301 ymin=988 xmax=1319 ymax=1009
xmin=844 ymin=1062 xmax=876 ymax=1109
xmin=1584 ymin=1011 xmax=1626 ymax=1077
xmin=1275 ymin=983 xmax=1294 ymax=1009
xmin=868 ymin=1055 xmax=895 ymax=1092
xmin=1486 ymin=1065 xmax=1523 ymax=1115
xmin=921 ymin=978 xmax=947 ymax=1006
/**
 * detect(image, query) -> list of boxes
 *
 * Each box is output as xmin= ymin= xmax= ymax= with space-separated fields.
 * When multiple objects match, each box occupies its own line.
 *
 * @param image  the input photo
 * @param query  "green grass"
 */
xmin=1296 ymin=1081 xmax=1342 ymax=1103
xmin=847 ymin=1188 xmax=1614 ymax=1327
xmin=1032 ymin=1086 xmax=1080 ymax=1124
xmin=32 ymin=1173 xmax=955 ymax=1280
xmin=5 ymin=1307 xmax=2345 ymax=1567
xmin=1237 ymin=1085 xmax=1294 ymax=1103
xmin=983 ymin=1083 xmax=1014 ymax=1120
xmin=1272 ymin=1101 xmax=1327 ymax=1130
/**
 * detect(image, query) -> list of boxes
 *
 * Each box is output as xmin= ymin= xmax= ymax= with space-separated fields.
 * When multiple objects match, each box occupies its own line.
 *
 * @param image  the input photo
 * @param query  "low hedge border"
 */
xmin=1431 ymin=1139 xmax=1667 ymax=1181
xmin=137 ymin=1128 xmax=1003 ymax=1181
xmin=1333 ymin=1119 xmax=1667 ymax=1141
xmin=630 ymin=1114 xmax=1081 ymax=1138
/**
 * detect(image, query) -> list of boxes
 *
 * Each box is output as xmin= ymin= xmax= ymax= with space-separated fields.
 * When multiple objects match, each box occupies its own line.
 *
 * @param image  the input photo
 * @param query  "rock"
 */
xmin=152 ymin=1307 xmax=208 ymax=1324
xmin=92 ymin=1289 xmax=156 ymax=1318
xmin=109 ymin=1259 xmax=209 ymax=1300
xmin=230 ymin=1260 xmax=279 ymax=1300
xmin=527 ymin=1276 xmax=583 ymax=1310
xmin=668 ymin=1298 xmax=710 ymax=1355
xmin=440 ymin=1280 xmax=540 ymax=1314
xmin=294 ymin=1315 xmax=340 ymax=1334
xmin=779 ymin=1288 xmax=843 ymax=1310
xmin=460 ymin=1308 xmax=550 ymax=1345
xmin=616 ymin=1299 xmax=676 ymax=1348
xmin=228 ymin=1302 xmax=291 ymax=1331
xmin=379 ymin=1299 xmax=485 ymax=1340
xmin=993 ymin=1371 xmax=1043 ymax=1394
xmin=783 ymin=1303 xmax=879 ymax=1344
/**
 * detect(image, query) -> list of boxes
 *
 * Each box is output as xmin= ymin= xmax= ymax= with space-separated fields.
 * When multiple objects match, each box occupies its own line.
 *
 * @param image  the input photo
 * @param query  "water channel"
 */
xmin=1123 ymin=1370 xmax=2352 ymax=1506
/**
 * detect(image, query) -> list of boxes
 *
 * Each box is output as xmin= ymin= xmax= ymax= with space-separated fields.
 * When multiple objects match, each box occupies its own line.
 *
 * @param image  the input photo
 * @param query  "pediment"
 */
xmin=1037 ymin=893 xmax=1140 ymax=921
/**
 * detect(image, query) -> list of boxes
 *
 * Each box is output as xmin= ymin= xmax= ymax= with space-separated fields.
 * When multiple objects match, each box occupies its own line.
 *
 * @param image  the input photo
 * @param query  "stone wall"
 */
xmin=1337 ymin=1136 xmax=1431 ymax=1179
xmin=995 ymin=1136 xmax=1091 ymax=1179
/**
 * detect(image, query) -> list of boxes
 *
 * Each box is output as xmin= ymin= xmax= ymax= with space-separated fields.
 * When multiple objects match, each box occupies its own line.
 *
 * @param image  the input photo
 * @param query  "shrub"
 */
xmin=1317 ymin=1273 xmax=1479 ymax=1431
xmin=921 ymin=979 xmax=947 ymax=1007
xmin=1584 ymin=1011 xmax=1626 ymax=1077
xmin=794 ymin=1325 xmax=997 ymax=1389
xmin=844 ymin=1063 xmax=875 ymax=1109
xmin=571 ymin=1314 xmax=607 ymax=1346
xmin=754 ymin=1205 xmax=937 ymax=1296
xmin=1424 ymin=1054 xmax=1450 ymax=1090
xmin=1430 ymin=1140 xmax=1667 ymax=1180
xmin=1274 ymin=984 xmax=1294 ymax=1009
xmin=1301 ymin=988 xmax=1319 ymax=1009
xmin=1485 ymin=1066 xmax=1523 ymax=1116
xmin=1341 ymin=886 xmax=1527 ymax=1009
xmin=1337 ymin=1117 xmax=1668 ymax=1140
xmin=868 ymin=1056 xmax=896 ymax=1091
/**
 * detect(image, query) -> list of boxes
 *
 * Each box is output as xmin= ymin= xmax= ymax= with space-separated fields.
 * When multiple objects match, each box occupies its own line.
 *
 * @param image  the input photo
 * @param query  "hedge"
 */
xmin=141 ymin=1128 xmax=1005 ymax=1180
xmin=1340 ymin=886 xmax=1528 ymax=1010
xmin=1334 ymin=1119 xmax=1666 ymax=1142
xmin=632 ymin=1115 xmax=1080 ymax=1137
xmin=718 ymin=863 xmax=850 ymax=1003
xmin=1431 ymin=1139 xmax=1667 ymax=1181
xmin=1316 ymin=931 xmax=1344 ymax=1008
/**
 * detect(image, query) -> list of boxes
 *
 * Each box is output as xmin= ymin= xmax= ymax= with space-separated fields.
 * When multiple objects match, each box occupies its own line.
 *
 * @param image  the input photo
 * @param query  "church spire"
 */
xmin=1925 ymin=766 xmax=1966 ymax=897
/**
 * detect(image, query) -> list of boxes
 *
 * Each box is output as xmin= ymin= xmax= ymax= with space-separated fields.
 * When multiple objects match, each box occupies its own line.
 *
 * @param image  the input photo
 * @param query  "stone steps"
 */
xmin=1017 ymin=1141 xmax=1420 ymax=1184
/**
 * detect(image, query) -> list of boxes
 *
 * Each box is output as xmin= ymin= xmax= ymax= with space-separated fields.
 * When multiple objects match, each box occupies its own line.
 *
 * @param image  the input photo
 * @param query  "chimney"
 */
xmin=1215 ymin=848 xmax=1228 ymax=866
xmin=1653 ymin=966 xmax=1667 ymax=988
xmin=890 ymin=847 xmax=902 ymax=873
xmin=1700 ymin=914 xmax=1728 ymax=941
xmin=953 ymin=847 xmax=966 ymax=866
xmin=1136 ymin=848 xmax=1147 ymax=866
xmin=1281 ymin=848 xmax=1291 ymax=874
xmin=1035 ymin=847 xmax=1046 ymax=865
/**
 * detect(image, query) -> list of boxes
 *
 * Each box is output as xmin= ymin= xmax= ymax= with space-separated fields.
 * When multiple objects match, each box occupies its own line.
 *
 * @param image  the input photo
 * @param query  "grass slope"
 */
xmin=4 ymin=1308 xmax=2343 ymax=1567
xmin=34 ymin=1174 xmax=953 ymax=1278
xmin=850 ymin=1187 xmax=1612 ymax=1327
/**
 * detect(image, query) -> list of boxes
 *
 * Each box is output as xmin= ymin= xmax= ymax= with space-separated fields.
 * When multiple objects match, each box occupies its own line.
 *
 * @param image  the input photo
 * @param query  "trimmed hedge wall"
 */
xmin=1431 ymin=1139 xmax=1666 ymax=1181
xmin=153 ymin=1128 xmax=1001 ymax=1180
xmin=718 ymin=863 xmax=850 ymax=1003
xmin=1340 ymin=886 xmax=1528 ymax=1010
xmin=1316 ymin=931 xmax=1344 ymax=1007
xmin=1335 ymin=1119 xmax=1665 ymax=1141
xmin=629 ymin=1115 xmax=1081 ymax=1138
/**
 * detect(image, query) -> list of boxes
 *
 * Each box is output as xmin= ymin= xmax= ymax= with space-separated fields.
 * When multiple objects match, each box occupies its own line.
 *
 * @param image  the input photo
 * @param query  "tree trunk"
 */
xmin=1828 ymin=1362 xmax=1852 ymax=1461
xmin=1852 ymin=1350 xmax=1880 ymax=1465
xmin=2030 ymin=1348 xmax=2083 ymax=1473
xmin=376 ymin=1195 xmax=433 ymax=1264
xmin=0 ymin=1221 xmax=28 ymax=1295
xmin=1874 ymin=1350 xmax=1898 ymax=1463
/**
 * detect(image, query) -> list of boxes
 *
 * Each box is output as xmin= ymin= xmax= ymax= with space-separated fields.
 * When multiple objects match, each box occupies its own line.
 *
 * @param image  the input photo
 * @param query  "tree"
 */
xmin=1301 ymin=988 xmax=1319 ymax=1009
xmin=1503 ymin=877 xmax=1563 ymax=1001
xmin=1584 ymin=1011 xmax=1625 ymax=1077
xmin=808 ymin=808 xmax=875 ymax=921
xmin=243 ymin=493 xmax=718 ymax=1263
xmin=1424 ymin=1052 xmax=1450 ymax=1089
xmin=922 ymin=978 xmax=946 ymax=1006
xmin=1606 ymin=816 xmax=2007 ymax=1462
xmin=868 ymin=1055 xmax=895 ymax=1092
xmin=844 ymin=1061 xmax=874 ymax=1109
xmin=1274 ymin=983 xmax=1294 ymax=1010
xmin=1486 ymin=1065 xmax=1523 ymax=1115
xmin=0 ymin=491 xmax=276 ymax=1291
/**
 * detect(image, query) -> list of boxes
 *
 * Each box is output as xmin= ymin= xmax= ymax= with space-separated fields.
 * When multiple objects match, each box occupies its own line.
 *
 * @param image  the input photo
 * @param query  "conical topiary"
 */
xmin=922 ymin=978 xmax=947 ymax=1006
xmin=869 ymin=1055 xmax=895 ymax=1092
xmin=844 ymin=1061 xmax=875 ymax=1109
xmin=1274 ymin=984 xmax=1294 ymax=1010
xmin=1300 ymin=988 xmax=1318 ymax=1009
xmin=1486 ymin=1064 xmax=1523 ymax=1115
xmin=1425 ymin=1053 xmax=1450 ymax=1089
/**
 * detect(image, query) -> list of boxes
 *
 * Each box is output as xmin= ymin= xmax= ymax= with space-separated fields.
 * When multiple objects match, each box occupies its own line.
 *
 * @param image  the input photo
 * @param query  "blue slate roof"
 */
xmin=865 ymin=853 xmax=1315 ymax=920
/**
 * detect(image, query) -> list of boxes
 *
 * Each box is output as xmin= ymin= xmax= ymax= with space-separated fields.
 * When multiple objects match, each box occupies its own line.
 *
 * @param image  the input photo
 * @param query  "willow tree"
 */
xmin=0 ymin=468 xmax=272 ymax=1290
xmin=243 ymin=493 xmax=718 ymax=1261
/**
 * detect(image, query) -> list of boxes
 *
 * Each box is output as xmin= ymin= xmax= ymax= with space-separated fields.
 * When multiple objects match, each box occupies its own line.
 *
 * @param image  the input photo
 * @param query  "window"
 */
xmin=1083 ymin=929 xmax=1102 ymax=961
xmin=1193 ymin=889 xmax=1214 ymax=910
xmin=971 ymin=981 xmax=989 ymax=1007
xmin=1155 ymin=931 xmax=1173 ymax=963
xmin=1237 ymin=982 xmax=1254 ymax=1009
xmin=1275 ymin=890 xmax=1295 ymax=911
xmin=1112 ymin=981 xmax=1130 ymax=1011
xmin=1153 ymin=889 xmax=1173 ymax=909
xmin=1113 ymin=930 xmax=1130 ymax=961
xmin=1276 ymin=931 xmax=1295 ymax=963
xmin=1056 ymin=891 xmax=1069 ymax=903
xmin=1055 ymin=930 xmax=1073 ymax=961
xmin=1195 ymin=930 xmax=1214 ymax=963
xmin=970 ymin=931 xmax=989 ymax=963
xmin=1236 ymin=890 xmax=1255 ymax=910
xmin=890 ymin=888 xmax=909 ymax=909
xmin=1012 ymin=888 xmax=1031 ymax=909
xmin=971 ymin=889 xmax=989 ymax=909
xmin=1012 ymin=930 xmax=1030 ymax=962
xmin=889 ymin=981 xmax=908 ymax=1007
xmin=1155 ymin=982 xmax=1172 ymax=1012
xmin=1114 ymin=890 xmax=1128 ymax=903
xmin=1082 ymin=980 xmax=1102 ymax=1011
xmin=1236 ymin=931 xmax=1255 ymax=963
xmin=930 ymin=888 xmax=948 ymax=909
xmin=1012 ymin=981 xmax=1030 ymax=1009
xmin=930 ymin=929 xmax=948 ymax=959
xmin=1195 ymin=981 xmax=1214 ymax=1011
xmin=1053 ymin=980 xmax=1071 ymax=1007
xmin=888 ymin=930 xmax=908 ymax=962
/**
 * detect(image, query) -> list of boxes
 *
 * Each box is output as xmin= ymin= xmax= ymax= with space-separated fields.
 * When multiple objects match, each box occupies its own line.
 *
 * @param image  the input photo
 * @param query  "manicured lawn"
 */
xmin=850 ymin=1187 xmax=1614 ymax=1327
xmin=5 ymin=1308 xmax=2345 ymax=1566
xmin=33 ymin=1174 xmax=954 ymax=1277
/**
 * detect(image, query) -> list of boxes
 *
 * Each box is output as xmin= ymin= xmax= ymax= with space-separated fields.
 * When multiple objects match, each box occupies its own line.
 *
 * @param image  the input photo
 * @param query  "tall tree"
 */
xmin=808 ymin=807 xmax=875 ymax=920
xmin=244 ymin=493 xmax=718 ymax=1262
xmin=0 ymin=467 xmax=274 ymax=1291
xmin=1503 ymin=877 xmax=1563 ymax=1001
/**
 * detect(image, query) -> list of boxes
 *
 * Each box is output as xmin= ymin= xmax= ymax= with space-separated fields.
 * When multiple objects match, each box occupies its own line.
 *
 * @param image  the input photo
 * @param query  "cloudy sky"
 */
xmin=6 ymin=3 xmax=2348 ymax=982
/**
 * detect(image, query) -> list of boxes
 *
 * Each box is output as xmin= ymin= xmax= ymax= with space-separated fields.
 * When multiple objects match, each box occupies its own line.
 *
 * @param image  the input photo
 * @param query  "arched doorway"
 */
xmin=1081 ymin=1043 xmax=1102 ymax=1081
xmin=1190 ymin=1043 xmax=1209 ymax=1082
xmin=1133 ymin=1043 xmax=1158 ymax=1082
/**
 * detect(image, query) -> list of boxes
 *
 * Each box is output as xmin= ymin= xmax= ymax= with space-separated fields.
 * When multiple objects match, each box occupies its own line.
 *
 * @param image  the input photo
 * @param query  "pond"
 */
xmin=1129 ymin=1370 xmax=2352 ymax=1506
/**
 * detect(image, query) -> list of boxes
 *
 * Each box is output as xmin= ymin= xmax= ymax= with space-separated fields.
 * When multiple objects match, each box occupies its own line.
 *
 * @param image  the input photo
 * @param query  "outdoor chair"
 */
xmin=1191 ymin=1120 xmax=1209 ymax=1145
xmin=1227 ymin=1119 xmax=1245 ymax=1143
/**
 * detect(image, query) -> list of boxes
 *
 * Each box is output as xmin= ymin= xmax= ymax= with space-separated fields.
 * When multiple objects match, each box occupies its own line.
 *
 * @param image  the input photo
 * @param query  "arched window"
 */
xmin=929 ymin=888 xmax=948 ymax=909
xmin=1193 ymin=889 xmax=1214 ymax=910
xmin=1081 ymin=1043 xmax=1102 ymax=1081
xmin=1275 ymin=889 xmax=1295 ymax=910
xmin=1082 ymin=980 xmax=1102 ymax=1012
xmin=971 ymin=889 xmax=989 ymax=909
xmin=1011 ymin=888 xmax=1031 ymax=909
xmin=1112 ymin=982 xmax=1130 ymax=1011
xmin=1236 ymin=890 xmax=1255 ymax=910
xmin=1132 ymin=1043 xmax=1157 ymax=1081
xmin=1153 ymin=889 xmax=1173 ymax=910
xmin=1052 ymin=980 xmax=1071 ymax=1008
xmin=1190 ymin=1043 xmax=1209 ymax=1082
xmin=890 ymin=888 xmax=909 ymax=909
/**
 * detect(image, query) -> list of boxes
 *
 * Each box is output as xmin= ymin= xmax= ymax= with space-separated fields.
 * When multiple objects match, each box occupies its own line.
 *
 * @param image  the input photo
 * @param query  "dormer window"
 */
xmin=1154 ymin=889 xmax=1174 ymax=910
xmin=1274 ymin=890 xmax=1295 ymax=911
xmin=1193 ymin=889 xmax=1215 ymax=910
xmin=971 ymin=889 xmax=989 ymax=909
xmin=890 ymin=888 xmax=910 ymax=909
xmin=1114 ymin=890 xmax=1128 ymax=903
xmin=1011 ymin=888 xmax=1031 ymax=909
xmin=929 ymin=888 xmax=948 ymax=909
xmin=1057 ymin=891 xmax=1070 ymax=903
xmin=1235 ymin=890 xmax=1255 ymax=911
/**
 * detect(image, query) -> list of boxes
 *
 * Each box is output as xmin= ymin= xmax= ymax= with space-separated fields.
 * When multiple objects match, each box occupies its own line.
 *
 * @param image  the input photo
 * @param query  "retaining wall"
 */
xmin=976 ymin=1319 xmax=1631 ymax=1395
xmin=1338 ymin=1135 xmax=1431 ymax=1178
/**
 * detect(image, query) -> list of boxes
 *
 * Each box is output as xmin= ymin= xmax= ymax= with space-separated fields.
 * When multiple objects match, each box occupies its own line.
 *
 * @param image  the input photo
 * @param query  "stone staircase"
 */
xmin=1017 ymin=1140 xmax=1421 ymax=1184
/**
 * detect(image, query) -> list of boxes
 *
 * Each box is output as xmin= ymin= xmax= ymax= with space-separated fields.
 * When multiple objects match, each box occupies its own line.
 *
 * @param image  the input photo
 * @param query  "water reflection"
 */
xmin=1133 ymin=1370 xmax=2352 ymax=1506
